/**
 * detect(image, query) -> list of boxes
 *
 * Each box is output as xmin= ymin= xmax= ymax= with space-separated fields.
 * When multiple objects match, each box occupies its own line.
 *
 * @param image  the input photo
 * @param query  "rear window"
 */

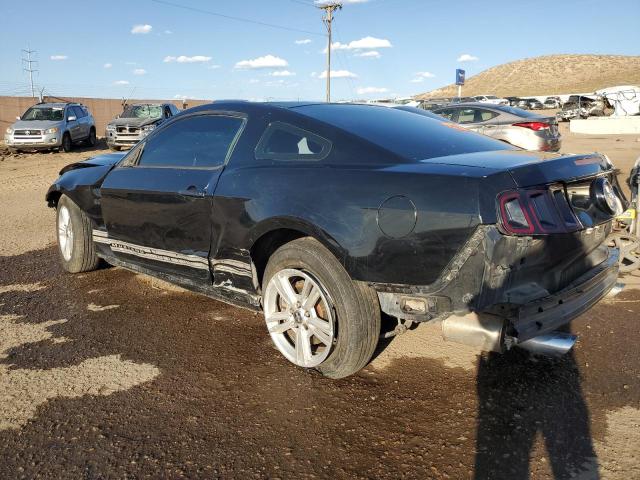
xmin=256 ymin=122 xmax=331 ymax=161
xmin=293 ymin=104 xmax=513 ymax=161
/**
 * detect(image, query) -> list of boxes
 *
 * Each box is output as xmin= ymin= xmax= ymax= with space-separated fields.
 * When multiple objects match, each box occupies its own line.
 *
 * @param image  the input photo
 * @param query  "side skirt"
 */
xmin=97 ymin=252 xmax=262 ymax=313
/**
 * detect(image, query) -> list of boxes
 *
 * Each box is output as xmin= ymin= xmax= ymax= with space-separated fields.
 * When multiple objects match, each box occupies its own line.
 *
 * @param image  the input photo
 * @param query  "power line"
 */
xmin=151 ymin=0 xmax=325 ymax=36
xmin=21 ymin=48 xmax=38 ymax=98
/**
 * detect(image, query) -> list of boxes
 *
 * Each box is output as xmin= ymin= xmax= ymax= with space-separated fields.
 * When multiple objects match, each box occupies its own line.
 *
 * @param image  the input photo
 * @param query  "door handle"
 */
xmin=178 ymin=185 xmax=206 ymax=198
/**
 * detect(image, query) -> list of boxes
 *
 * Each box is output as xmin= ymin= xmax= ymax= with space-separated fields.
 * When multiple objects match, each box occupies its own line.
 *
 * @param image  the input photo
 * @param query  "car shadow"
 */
xmin=474 ymin=346 xmax=599 ymax=480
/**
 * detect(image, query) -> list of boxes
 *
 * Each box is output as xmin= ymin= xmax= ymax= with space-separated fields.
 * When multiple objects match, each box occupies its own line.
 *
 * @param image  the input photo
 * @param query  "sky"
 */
xmin=1 ymin=0 xmax=639 ymax=102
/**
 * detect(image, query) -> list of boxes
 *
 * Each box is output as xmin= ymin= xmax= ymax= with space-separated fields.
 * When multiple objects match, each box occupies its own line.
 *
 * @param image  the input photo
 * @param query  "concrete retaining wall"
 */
xmin=570 ymin=117 xmax=640 ymax=135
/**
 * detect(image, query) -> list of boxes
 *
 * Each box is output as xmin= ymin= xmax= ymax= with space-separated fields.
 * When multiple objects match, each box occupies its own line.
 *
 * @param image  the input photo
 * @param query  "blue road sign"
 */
xmin=456 ymin=69 xmax=465 ymax=86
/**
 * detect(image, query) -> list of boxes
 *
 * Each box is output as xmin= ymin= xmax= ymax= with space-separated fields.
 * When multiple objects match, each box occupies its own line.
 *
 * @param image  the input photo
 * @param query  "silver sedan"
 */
xmin=431 ymin=103 xmax=561 ymax=151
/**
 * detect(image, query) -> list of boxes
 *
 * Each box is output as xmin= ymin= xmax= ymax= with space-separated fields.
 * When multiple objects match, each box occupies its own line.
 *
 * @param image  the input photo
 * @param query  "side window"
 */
xmin=436 ymin=108 xmax=457 ymax=121
xmin=170 ymin=104 xmax=180 ymax=115
xmin=72 ymin=106 xmax=86 ymax=118
xmin=457 ymin=108 xmax=476 ymax=124
xmin=477 ymin=109 xmax=498 ymax=122
xmin=137 ymin=114 xmax=244 ymax=168
xmin=255 ymin=122 xmax=331 ymax=161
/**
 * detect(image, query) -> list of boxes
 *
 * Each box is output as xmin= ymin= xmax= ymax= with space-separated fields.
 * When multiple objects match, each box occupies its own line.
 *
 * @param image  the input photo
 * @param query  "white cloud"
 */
xmin=410 ymin=71 xmax=436 ymax=83
xmin=457 ymin=53 xmax=478 ymax=62
xmin=125 ymin=61 xmax=137 ymax=65
xmin=248 ymin=79 xmax=260 ymax=84
xmin=319 ymin=70 xmax=357 ymax=79
xmin=270 ymin=70 xmax=296 ymax=77
xmin=164 ymin=30 xmax=173 ymax=34
xmin=234 ymin=54 xmax=288 ymax=69
xmin=103 ymin=63 xmax=112 ymax=69
xmin=50 ymin=55 xmax=68 ymax=61
xmin=113 ymin=80 xmax=129 ymax=85
xmin=133 ymin=68 xmax=146 ymax=75
xmin=174 ymin=94 xmax=187 ymax=100
xmin=324 ymin=36 xmax=392 ymax=53
xmin=207 ymin=64 xmax=221 ymax=69
xmin=164 ymin=55 xmax=212 ymax=63
xmin=356 ymin=50 xmax=380 ymax=58
xmin=356 ymin=86 xmax=388 ymax=95
xmin=131 ymin=24 xmax=152 ymax=34
xmin=295 ymin=39 xmax=312 ymax=45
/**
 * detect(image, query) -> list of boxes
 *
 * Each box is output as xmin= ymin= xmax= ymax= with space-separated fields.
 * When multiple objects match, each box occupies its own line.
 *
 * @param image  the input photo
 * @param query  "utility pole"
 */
xmin=22 ymin=48 xmax=38 ymax=98
xmin=318 ymin=2 xmax=342 ymax=103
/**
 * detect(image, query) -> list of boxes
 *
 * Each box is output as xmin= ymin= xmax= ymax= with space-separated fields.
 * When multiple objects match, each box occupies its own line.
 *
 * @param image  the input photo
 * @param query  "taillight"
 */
xmin=499 ymin=193 xmax=534 ymax=234
xmin=497 ymin=187 xmax=581 ymax=235
xmin=513 ymin=122 xmax=550 ymax=131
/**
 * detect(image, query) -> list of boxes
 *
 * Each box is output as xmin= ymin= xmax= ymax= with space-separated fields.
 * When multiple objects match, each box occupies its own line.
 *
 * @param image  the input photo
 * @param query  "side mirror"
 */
xmin=16 ymin=116 xmax=21 ymax=120
xmin=67 ymin=115 xmax=77 ymax=122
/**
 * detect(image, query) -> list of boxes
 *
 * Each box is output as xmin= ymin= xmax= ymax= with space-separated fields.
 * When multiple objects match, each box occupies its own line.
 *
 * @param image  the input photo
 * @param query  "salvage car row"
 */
xmin=3 ymin=101 xmax=180 ymax=153
xmin=6 ymin=97 xmax=562 ymax=153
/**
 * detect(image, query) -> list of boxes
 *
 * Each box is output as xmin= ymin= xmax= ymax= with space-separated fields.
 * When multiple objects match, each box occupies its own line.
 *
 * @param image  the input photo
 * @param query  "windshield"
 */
xmin=121 ymin=104 xmax=163 ymax=119
xmin=293 ymin=104 xmax=514 ymax=161
xmin=21 ymin=107 xmax=64 ymax=121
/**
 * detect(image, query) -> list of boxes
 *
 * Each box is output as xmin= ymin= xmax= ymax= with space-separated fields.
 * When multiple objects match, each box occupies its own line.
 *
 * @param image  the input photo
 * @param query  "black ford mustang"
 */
xmin=47 ymin=102 xmax=626 ymax=378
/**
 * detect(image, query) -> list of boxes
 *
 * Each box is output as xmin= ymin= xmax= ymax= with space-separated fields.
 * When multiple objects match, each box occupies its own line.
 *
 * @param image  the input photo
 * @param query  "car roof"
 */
xmin=433 ymin=102 xmax=494 ymax=109
xmin=33 ymin=102 xmax=75 ymax=108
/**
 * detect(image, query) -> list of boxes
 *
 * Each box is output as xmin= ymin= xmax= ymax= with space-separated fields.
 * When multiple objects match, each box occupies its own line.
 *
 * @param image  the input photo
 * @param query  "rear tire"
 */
xmin=61 ymin=132 xmax=72 ymax=152
xmin=262 ymin=237 xmax=381 ymax=379
xmin=56 ymin=195 xmax=100 ymax=273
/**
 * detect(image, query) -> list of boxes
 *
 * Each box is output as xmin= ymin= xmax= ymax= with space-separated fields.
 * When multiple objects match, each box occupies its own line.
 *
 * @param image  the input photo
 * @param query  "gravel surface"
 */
xmin=0 ymin=133 xmax=639 ymax=479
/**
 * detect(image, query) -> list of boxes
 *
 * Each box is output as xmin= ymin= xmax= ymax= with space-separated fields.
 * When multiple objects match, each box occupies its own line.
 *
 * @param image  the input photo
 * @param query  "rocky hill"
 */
xmin=415 ymin=54 xmax=640 ymax=98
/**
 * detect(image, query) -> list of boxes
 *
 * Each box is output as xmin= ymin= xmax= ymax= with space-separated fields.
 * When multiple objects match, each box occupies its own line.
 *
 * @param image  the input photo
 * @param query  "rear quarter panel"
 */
xmin=213 ymin=161 xmax=511 ymax=286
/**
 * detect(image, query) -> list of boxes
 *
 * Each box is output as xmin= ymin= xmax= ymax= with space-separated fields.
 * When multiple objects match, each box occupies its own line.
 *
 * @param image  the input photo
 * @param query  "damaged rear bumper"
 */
xmin=373 ymin=224 xmax=620 ymax=354
xmin=510 ymin=246 xmax=619 ymax=342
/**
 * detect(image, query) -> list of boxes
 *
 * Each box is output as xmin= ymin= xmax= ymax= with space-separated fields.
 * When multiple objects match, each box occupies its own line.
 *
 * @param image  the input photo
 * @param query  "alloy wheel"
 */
xmin=57 ymin=205 xmax=74 ymax=261
xmin=263 ymin=268 xmax=335 ymax=368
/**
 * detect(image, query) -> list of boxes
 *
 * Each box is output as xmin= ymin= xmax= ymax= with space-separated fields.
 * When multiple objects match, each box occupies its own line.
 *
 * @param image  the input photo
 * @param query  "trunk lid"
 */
xmin=425 ymin=150 xmax=611 ymax=187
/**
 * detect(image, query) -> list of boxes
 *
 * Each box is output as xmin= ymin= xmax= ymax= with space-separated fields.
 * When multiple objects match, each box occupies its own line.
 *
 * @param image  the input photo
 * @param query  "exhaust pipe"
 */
xmin=441 ymin=312 xmax=577 ymax=357
xmin=441 ymin=312 xmax=505 ymax=352
xmin=516 ymin=332 xmax=577 ymax=357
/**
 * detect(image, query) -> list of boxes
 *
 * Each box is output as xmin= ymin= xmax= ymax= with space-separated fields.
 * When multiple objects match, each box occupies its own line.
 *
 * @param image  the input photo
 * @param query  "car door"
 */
xmin=99 ymin=112 xmax=246 ymax=283
xmin=475 ymin=109 xmax=501 ymax=139
xmin=72 ymin=106 xmax=88 ymax=139
xmin=65 ymin=106 xmax=82 ymax=141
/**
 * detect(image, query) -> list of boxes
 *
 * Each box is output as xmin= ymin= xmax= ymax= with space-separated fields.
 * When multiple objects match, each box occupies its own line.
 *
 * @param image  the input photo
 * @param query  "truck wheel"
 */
xmin=262 ymin=237 xmax=381 ymax=379
xmin=56 ymin=195 xmax=100 ymax=273
xmin=87 ymin=128 xmax=97 ymax=147
xmin=61 ymin=133 xmax=72 ymax=152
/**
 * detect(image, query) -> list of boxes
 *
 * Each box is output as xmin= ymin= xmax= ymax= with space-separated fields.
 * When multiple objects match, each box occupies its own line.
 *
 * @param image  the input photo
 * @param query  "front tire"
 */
xmin=56 ymin=195 xmax=100 ymax=273
xmin=87 ymin=128 xmax=97 ymax=147
xmin=262 ymin=237 xmax=381 ymax=379
xmin=61 ymin=132 xmax=72 ymax=152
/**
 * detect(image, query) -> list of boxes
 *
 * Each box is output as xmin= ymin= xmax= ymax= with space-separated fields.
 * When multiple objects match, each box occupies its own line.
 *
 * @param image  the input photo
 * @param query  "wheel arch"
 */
xmin=249 ymin=217 xmax=346 ymax=287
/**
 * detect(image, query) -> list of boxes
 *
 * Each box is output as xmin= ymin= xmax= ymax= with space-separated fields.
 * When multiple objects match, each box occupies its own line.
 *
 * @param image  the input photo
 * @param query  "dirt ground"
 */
xmin=0 ymin=127 xmax=639 ymax=479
